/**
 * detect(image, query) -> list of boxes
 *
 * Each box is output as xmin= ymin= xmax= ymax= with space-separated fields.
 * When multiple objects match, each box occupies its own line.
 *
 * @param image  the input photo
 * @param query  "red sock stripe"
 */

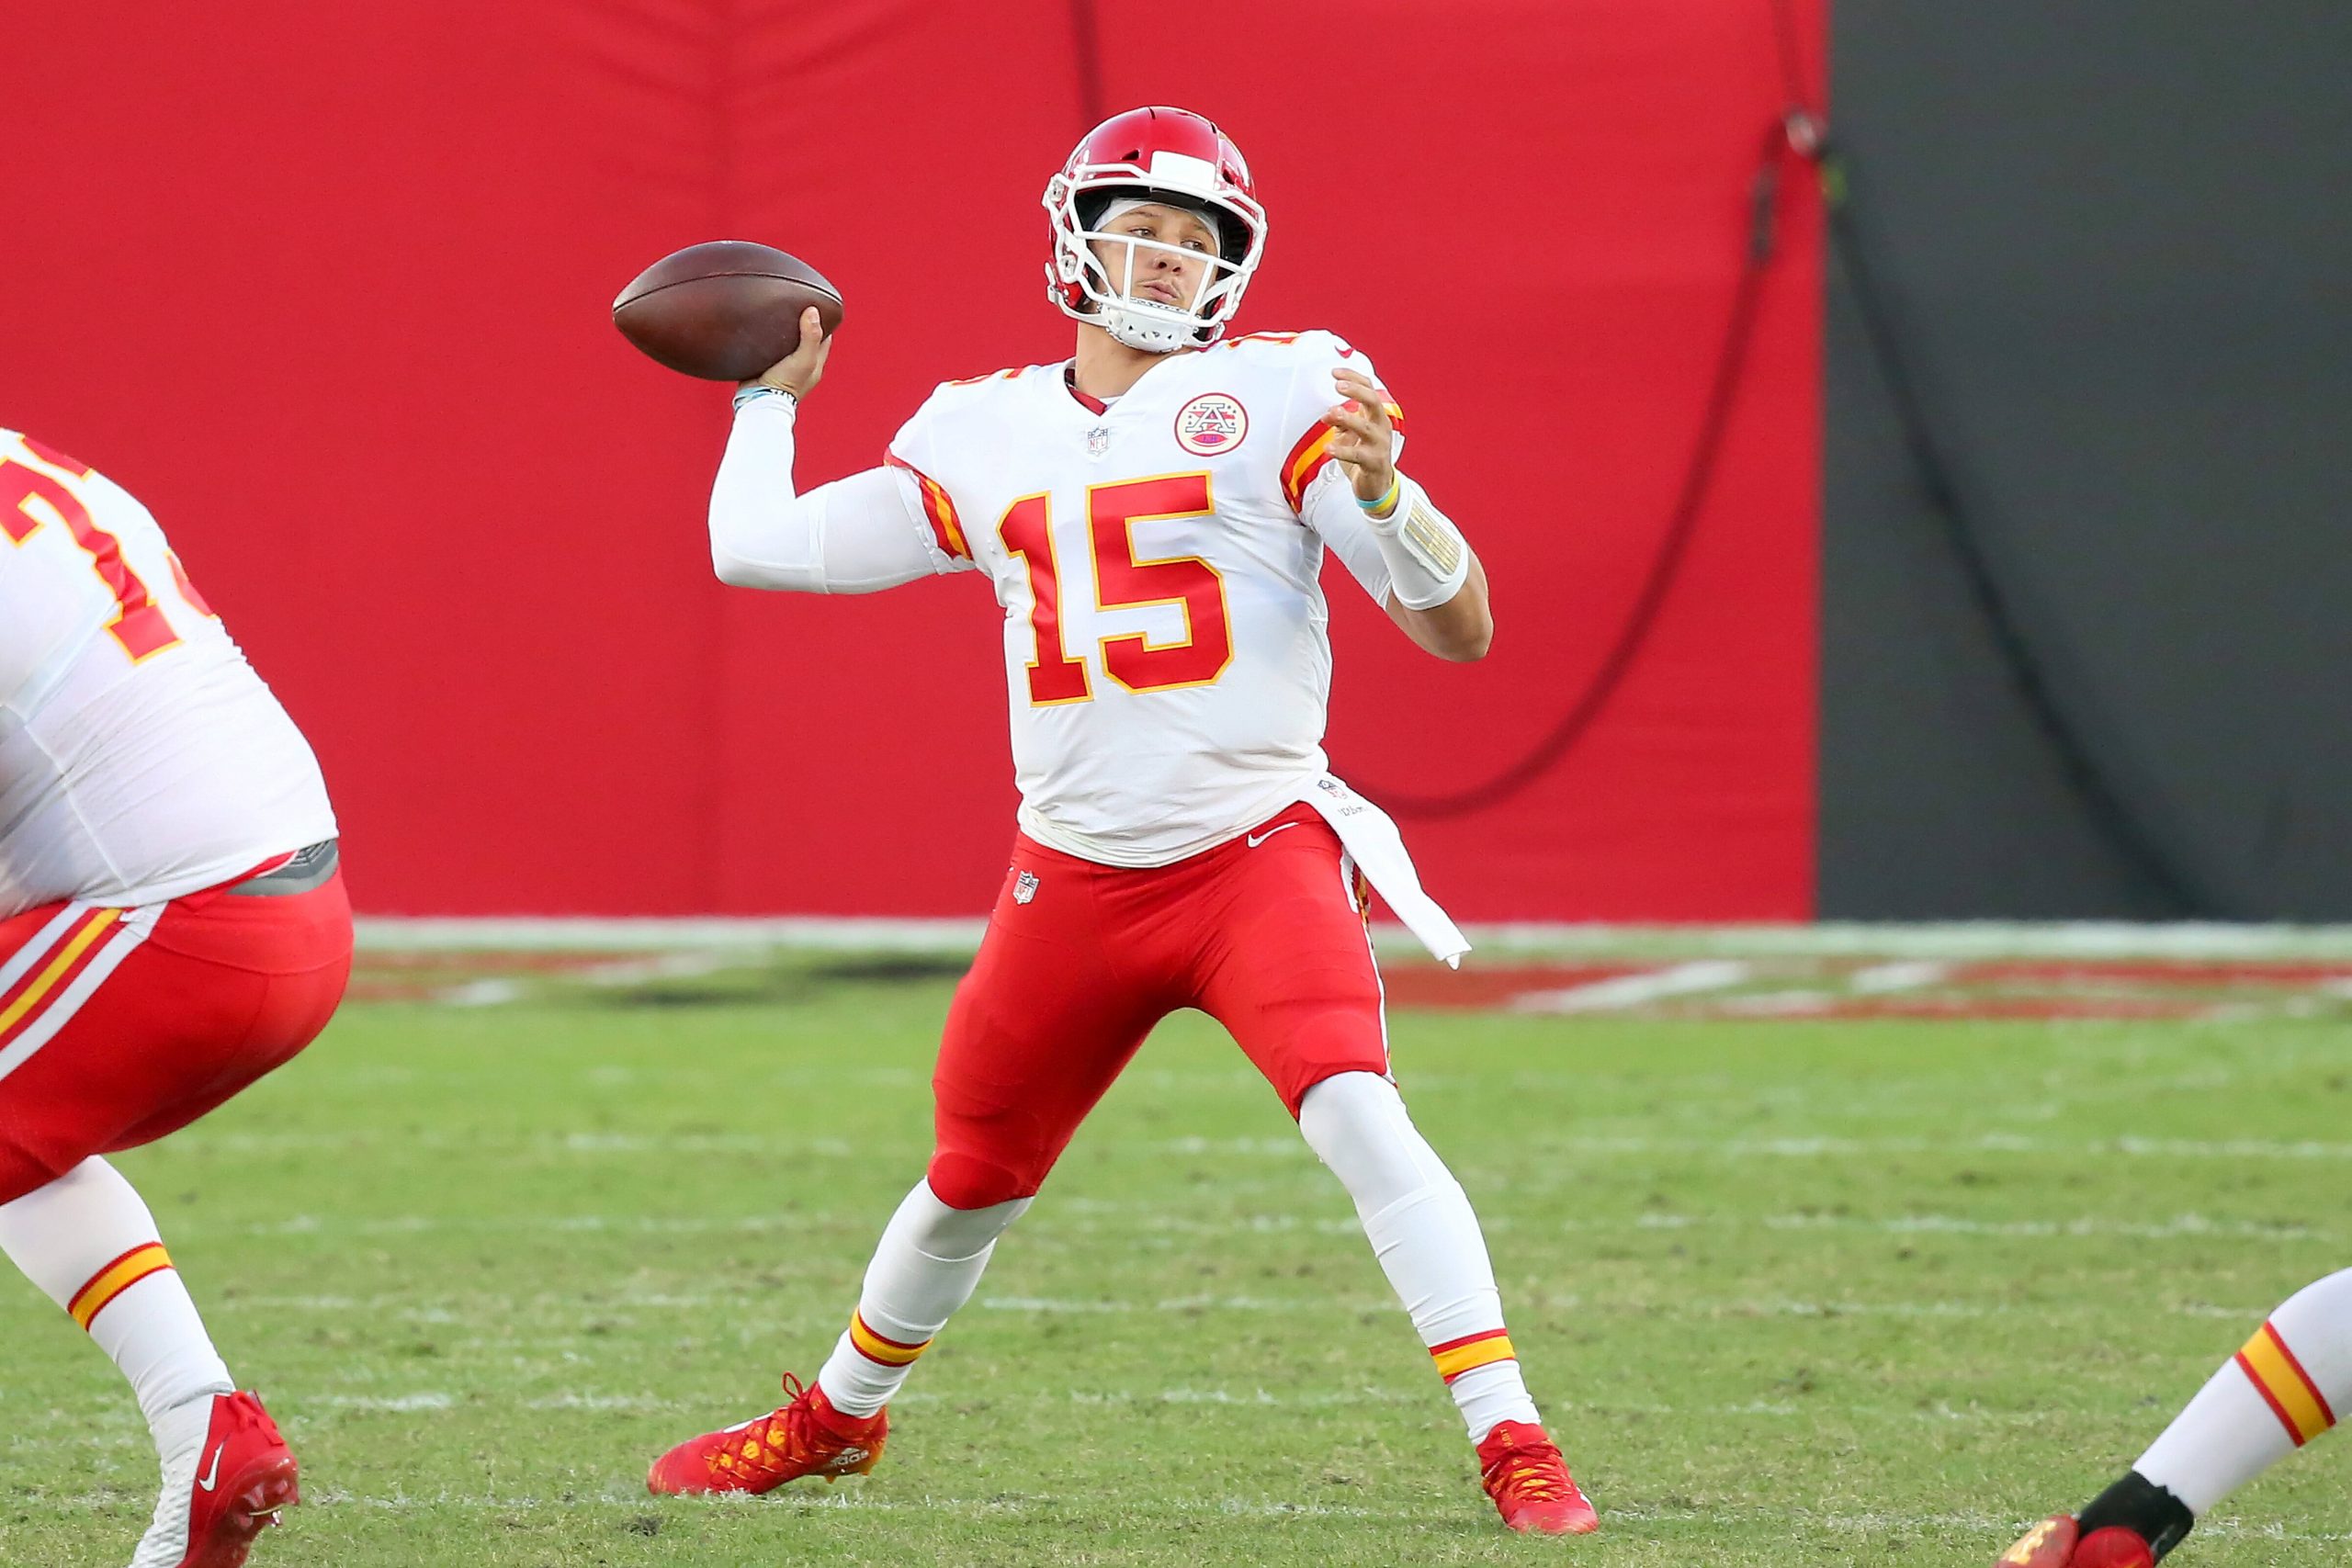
xmin=1430 ymin=1327 xmax=1516 ymax=1384
xmin=2236 ymin=1320 xmax=2336 ymax=1446
xmin=2264 ymin=1325 xmax=2337 ymax=1428
xmin=847 ymin=1311 xmax=932 ymax=1368
xmin=66 ymin=1241 xmax=173 ymax=1330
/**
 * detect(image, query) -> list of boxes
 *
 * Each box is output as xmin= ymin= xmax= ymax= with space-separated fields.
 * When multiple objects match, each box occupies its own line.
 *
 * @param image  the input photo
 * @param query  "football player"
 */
xmin=647 ymin=107 xmax=1594 ymax=1534
xmin=1996 ymin=1269 xmax=2350 ymax=1565
xmin=0 ymin=429 xmax=348 ymax=1567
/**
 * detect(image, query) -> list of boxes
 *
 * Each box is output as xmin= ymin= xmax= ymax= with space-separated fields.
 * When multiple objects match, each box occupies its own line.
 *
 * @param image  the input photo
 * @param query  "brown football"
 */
xmin=612 ymin=241 xmax=843 ymax=381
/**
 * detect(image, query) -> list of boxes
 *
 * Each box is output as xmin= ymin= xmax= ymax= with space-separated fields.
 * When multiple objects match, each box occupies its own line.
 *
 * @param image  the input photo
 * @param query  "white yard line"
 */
xmin=1849 ymin=960 xmax=1953 ymax=993
xmin=1511 ymin=960 xmax=1754 ymax=1013
xmin=20 ymin=1483 xmax=2348 ymax=1543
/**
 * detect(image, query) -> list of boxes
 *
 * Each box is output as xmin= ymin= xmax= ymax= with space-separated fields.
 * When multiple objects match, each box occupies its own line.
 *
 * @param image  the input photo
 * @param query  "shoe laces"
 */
xmin=710 ymin=1374 xmax=818 ymax=1483
xmin=1486 ymin=1435 xmax=1571 ymax=1502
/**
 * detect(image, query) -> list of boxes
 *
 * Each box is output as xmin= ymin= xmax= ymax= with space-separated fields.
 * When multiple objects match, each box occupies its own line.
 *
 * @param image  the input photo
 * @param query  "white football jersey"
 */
xmin=886 ymin=331 xmax=1403 ymax=865
xmin=0 ymin=430 xmax=336 ymax=918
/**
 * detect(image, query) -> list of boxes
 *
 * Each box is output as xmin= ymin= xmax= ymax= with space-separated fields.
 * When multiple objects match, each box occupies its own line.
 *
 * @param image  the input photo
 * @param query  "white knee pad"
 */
xmin=899 ymin=1180 xmax=1030 ymax=1264
xmin=1298 ymin=1071 xmax=1450 ymax=1217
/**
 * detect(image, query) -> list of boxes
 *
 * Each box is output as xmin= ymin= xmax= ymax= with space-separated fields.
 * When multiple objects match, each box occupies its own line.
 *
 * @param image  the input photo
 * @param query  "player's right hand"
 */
xmin=746 ymin=307 xmax=831 ymax=400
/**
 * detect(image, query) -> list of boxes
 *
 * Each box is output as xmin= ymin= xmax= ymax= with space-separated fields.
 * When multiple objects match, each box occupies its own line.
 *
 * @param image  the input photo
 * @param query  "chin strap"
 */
xmin=1101 ymin=300 xmax=1194 ymax=354
xmin=1363 ymin=474 xmax=1470 ymax=610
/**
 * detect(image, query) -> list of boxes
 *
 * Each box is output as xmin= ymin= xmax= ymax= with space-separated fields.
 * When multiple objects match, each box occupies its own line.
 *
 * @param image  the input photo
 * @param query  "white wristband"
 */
xmin=1367 ymin=475 xmax=1470 ymax=610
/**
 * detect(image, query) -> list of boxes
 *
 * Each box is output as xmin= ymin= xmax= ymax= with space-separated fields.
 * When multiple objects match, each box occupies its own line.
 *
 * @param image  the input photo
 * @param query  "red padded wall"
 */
xmin=6 ymin=0 xmax=1821 ymax=919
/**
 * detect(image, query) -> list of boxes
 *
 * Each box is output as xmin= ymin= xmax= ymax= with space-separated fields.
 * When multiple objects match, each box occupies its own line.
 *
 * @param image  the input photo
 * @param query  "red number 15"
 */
xmin=998 ymin=472 xmax=1234 ymax=706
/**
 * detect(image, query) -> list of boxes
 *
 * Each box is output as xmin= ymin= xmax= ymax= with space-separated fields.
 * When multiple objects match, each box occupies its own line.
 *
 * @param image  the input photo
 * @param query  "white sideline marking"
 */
xmin=358 ymin=916 xmax=988 ymax=953
xmin=1511 ymin=960 xmax=1753 ymax=1013
xmin=355 ymin=915 xmax=2352 ymax=960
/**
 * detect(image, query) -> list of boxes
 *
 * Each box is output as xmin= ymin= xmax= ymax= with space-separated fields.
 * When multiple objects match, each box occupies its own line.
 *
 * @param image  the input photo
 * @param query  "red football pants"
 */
xmin=0 ymin=872 xmax=353 ymax=1202
xmin=927 ymin=804 xmax=1387 ymax=1211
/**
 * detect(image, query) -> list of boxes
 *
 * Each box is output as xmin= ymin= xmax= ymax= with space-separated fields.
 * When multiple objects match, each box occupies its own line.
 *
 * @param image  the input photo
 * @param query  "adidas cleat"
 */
xmin=647 ymin=1372 xmax=886 ymax=1497
xmin=1476 ymin=1420 xmax=1599 ymax=1535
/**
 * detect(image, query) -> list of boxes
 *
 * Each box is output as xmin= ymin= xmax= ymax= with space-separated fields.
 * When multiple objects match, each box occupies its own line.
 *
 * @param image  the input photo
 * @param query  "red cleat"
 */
xmin=1476 ymin=1420 xmax=1599 ymax=1535
xmin=1997 ymin=1515 xmax=2155 ymax=1568
xmin=647 ymin=1373 xmax=887 ymax=1497
xmin=131 ymin=1391 xmax=300 ymax=1568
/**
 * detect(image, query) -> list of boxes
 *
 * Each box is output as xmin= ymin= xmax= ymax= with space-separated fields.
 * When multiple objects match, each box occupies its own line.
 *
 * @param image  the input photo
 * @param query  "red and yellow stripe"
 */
xmin=847 ymin=1311 xmax=932 ymax=1369
xmin=0 ymin=908 xmax=123 ymax=1052
xmin=2237 ymin=1320 xmax=2336 ymax=1446
xmin=884 ymin=453 xmax=971 ymax=560
xmin=1280 ymin=400 xmax=1408 ymax=514
xmin=67 ymin=1242 xmax=174 ymax=1330
xmin=1430 ymin=1327 xmax=1516 ymax=1384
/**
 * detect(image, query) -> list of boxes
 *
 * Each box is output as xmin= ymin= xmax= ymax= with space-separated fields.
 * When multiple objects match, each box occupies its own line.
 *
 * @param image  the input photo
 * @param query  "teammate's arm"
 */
xmin=707 ymin=309 xmax=957 ymax=593
xmin=1321 ymin=367 xmax=1492 ymax=661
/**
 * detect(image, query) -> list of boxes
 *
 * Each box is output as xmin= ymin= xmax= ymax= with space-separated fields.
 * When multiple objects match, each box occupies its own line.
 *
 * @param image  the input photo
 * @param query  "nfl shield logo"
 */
xmin=1085 ymin=426 xmax=1111 ymax=457
xmin=1014 ymin=870 xmax=1040 ymax=905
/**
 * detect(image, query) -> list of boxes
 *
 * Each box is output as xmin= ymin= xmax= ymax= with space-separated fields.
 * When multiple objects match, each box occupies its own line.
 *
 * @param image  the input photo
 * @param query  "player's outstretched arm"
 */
xmin=1323 ymin=367 xmax=1493 ymax=661
xmin=707 ymin=310 xmax=949 ymax=594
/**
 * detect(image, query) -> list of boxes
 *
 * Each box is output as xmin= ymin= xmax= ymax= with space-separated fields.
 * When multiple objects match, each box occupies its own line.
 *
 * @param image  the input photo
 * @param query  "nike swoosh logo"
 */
xmin=198 ymin=1443 xmax=226 ymax=1493
xmin=1246 ymin=823 xmax=1303 ymax=848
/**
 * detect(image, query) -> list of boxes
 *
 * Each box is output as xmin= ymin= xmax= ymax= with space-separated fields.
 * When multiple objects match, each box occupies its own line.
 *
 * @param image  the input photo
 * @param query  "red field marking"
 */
xmin=1378 ymin=956 xmax=2352 ymax=1021
xmin=1710 ymin=997 xmax=2211 ymax=1021
xmin=1378 ymin=964 xmax=1648 ymax=1010
xmin=1959 ymin=961 xmax=2352 ymax=988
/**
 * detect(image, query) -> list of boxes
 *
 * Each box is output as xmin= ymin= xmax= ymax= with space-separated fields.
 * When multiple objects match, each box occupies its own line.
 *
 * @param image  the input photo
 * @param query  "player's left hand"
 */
xmin=1323 ymin=367 xmax=1399 ymax=506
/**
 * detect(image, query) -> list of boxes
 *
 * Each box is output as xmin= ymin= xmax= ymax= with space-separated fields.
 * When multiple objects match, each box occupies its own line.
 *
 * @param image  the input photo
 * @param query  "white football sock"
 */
xmin=1299 ymin=1072 xmax=1540 ymax=1442
xmin=0 ymin=1157 xmax=232 ymax=1433
xmin=816 ymin=1179 xmax=1028 ymax=1417
xmin=2136 ymin=1268 xmax=2352 ymax=1514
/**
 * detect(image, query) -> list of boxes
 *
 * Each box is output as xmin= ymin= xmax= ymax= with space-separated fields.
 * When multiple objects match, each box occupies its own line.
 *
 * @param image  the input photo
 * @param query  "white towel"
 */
xmin=1297 ymin=774 xmax=1471 ymax=967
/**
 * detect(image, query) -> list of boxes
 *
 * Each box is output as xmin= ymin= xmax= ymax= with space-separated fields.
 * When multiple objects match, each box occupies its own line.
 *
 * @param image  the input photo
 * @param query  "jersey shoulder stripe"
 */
xmin=1281 ymin=398 xmax=1408 ymax=514
xmin=883 ymin=452 xmax=971 ymax=560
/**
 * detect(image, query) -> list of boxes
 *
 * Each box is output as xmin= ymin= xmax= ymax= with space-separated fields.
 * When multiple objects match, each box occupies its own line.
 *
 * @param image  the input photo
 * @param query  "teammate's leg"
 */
xmin=0 ymin=876 xmax=345 ymax=1565
xmin=1997 ymin=1268 xmax=2352 ymax=1565
xmin=0 ymin=1156 xmax=232 ymax=1439
xmin=1193 ymin=813 xmax=1594 ymax=1534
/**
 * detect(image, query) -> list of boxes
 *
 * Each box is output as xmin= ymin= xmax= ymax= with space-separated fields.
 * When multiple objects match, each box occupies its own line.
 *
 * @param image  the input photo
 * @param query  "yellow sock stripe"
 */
xmin=848 ymin=1312 xmax=931 ymax=1368
xmin=2237 ymin=1321 xmax=2336 ymax=1446
xmin=67 ymin=1242 xmax=172 ymax=1331
xmin=0 ymin=908 xmax=119 ymax=1040
xmin=1430 ymin=1329 xmax=1516 ymax=1384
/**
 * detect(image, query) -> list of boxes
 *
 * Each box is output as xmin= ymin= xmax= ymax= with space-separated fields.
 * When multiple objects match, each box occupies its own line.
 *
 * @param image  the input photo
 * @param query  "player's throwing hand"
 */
xmin=747 ymin=306 xmax=833 ymax=400
xmin=1323 ymin=366 xmax=1399 ymax=505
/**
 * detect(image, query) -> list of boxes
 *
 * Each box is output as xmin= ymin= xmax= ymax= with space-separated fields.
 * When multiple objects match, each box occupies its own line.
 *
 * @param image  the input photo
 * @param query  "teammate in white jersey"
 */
xmin=0 ymin=429 xmax=349 ymax=1568
xmin=649 ymin=107 xmax=1595 ymax=1534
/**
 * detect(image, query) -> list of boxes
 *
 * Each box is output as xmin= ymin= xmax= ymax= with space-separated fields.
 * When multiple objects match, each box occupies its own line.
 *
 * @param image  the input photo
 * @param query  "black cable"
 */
xmin=1359 ymin=123 xmax=1797 ymax=819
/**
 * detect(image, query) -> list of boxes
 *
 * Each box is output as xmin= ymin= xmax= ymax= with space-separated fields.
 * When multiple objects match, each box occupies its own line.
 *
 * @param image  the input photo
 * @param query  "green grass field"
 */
xmin=4 ymin=949 xmax=2348 ymax=1566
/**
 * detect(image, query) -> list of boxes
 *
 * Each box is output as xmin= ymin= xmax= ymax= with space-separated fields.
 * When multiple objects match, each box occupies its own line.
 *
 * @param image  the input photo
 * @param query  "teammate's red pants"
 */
xmin=927 ymin=804 xmax=1386 ymax=1212
xmin=0 ymin=872 xmax=352 ymax=1202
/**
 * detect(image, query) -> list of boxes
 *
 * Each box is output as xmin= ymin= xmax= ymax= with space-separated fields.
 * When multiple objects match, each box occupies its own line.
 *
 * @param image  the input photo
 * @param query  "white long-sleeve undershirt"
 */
xmin=707 ymin=395 xmax=954 ymax=593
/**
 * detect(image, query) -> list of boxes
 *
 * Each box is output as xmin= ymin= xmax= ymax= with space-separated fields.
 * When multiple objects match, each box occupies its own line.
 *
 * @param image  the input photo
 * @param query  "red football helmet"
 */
xmin=1044 ymin=106 xmax=1269 ymax=352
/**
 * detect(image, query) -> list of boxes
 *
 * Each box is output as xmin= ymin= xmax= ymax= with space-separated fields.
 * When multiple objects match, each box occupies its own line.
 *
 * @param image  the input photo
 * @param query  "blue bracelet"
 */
xmin=1357 ymin=475 xmax=1402 ymax=513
